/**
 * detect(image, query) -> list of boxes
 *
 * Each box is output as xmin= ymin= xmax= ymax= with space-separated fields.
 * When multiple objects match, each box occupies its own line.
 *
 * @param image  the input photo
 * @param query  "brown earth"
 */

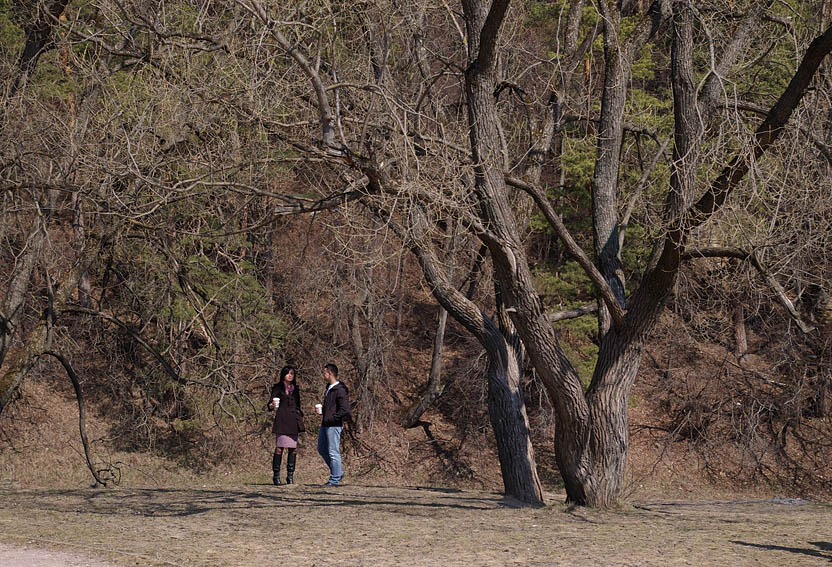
xmin=0 ymin=542 xmax=115 ymax=567
xmin=0 ymin=484 xmax=830 ymax=566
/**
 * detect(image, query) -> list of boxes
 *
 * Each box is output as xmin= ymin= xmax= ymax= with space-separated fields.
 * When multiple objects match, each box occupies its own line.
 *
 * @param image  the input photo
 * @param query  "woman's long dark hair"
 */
xmin=278 ymin=365 xmax=296 ymax=384
xmin=275 ymin=366 xmax=301 ymax=405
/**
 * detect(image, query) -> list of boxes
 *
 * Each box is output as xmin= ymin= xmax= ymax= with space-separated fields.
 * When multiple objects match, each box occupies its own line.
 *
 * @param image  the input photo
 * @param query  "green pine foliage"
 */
xmin=533 ymin=262 xmax=598 ymax=388
xmin=0 ymin=0 xmax=23 ymax=54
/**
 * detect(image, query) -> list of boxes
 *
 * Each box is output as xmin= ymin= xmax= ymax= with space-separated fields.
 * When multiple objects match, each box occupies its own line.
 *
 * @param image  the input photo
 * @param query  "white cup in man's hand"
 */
xmin=315 ymin=403 xmax=322 ymax=415
xmin=272 ymin=397 xmax=280 ymax=409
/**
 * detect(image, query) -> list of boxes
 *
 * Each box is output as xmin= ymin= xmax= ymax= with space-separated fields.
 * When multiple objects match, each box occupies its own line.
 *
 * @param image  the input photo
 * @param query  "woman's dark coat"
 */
xmin=269 ymin=382 xmax=305 ymax=436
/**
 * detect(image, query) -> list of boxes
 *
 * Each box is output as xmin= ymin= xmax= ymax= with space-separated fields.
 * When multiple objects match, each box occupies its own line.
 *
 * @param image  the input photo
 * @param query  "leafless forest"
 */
xmin=1 ymin=0 xmax=831 ymax=511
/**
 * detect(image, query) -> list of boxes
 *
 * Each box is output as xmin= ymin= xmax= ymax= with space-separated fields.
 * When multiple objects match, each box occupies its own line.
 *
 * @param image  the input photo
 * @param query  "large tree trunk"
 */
xmin=485 ymin=332 xmax=543 ymax=505
xmin=404 ymin=206 xmax=544 ymax=506
xmin=547 ymin=9 xmax=696 ymax=504
xmin=564 ymin=262 xmax=675 ymax=507
xmin=488 ymin=284 xmax=544 ymax=505
xmin=461 ymin=0 xmax=585 ymax=505
xmin=577 ymin=333 xmax=643 ymax=506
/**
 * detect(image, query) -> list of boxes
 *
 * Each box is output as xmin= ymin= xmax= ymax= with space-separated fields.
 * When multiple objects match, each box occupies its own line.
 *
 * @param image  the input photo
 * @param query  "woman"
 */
xmin=268 ymin=365 xmax=305 ymax=485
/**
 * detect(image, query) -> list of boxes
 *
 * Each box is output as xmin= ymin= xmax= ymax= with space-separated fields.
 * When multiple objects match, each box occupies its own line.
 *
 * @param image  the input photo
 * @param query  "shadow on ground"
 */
xmin=1 ymin=486 xmax=829 ymax=567
xmin=731 ymin=541 xmax=832 ymax=562
xmin=0 ymin=484 xmax=524 ymax=520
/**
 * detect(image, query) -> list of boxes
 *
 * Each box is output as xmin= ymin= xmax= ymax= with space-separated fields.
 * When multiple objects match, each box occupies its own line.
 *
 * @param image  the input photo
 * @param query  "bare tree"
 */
xmin=3 ymin=0 xmax=831 ymax=508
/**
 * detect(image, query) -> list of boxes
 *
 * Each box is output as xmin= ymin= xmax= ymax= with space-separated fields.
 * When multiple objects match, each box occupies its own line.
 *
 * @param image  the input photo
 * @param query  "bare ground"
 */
xmin=0 ymin=484 xmax=830 ymax=566
xmin=0 ymin=541 xmax=115 ymax=566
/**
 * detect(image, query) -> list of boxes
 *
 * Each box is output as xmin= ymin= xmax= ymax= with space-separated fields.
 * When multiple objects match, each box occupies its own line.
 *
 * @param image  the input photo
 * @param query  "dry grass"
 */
xmin=0 ymin=484 xmax=830 ymax=566
xmin=3 ymin=330 xmax=831 ymax=566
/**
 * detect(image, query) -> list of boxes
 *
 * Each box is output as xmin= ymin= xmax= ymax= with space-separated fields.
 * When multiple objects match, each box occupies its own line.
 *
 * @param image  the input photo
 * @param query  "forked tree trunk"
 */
xmin=404 ymin=206 xmax=543 ymax=505
xmin=555 ymin=268 xmax=671 ymax=506
xmin=574 ymin=338 xmax=643 ymax=506
xmin=459 ymin=0 xmax=564 ymax=507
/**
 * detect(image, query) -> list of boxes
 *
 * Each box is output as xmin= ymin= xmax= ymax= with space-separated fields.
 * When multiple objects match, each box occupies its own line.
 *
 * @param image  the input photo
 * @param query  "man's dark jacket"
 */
xmin=321 ymin=382 xmax=351 ymax=427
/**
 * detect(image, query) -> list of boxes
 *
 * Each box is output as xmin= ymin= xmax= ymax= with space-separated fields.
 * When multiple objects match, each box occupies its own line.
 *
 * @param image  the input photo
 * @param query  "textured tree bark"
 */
xmin=403 ymin=206 xmax=544 ymax=506
xmin=582 ymin=334 xmax=643 ymax=506
xmin=241 ymin=0 xmax=545 ymax=504
xmin=668 ymin=2 xmax=700 ymax=216
xmin=591 ymin=1 xmax=669 ymax=335
xmin=461 ymin=0 xmax=586 ymax=505
xmin=486 ymin=332 xmax=544 ymax=506
xmin=488 ymin=282 xmax=545 ymax=505
xmin=591 ymin=7 xmax=629 ymax=336
xmin=570 ymin=270 xmax=673 ymax=506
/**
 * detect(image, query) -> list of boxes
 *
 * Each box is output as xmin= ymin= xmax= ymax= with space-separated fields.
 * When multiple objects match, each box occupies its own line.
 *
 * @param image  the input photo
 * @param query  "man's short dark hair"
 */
xmin=324 ymin=363 xmax=338 ymax=377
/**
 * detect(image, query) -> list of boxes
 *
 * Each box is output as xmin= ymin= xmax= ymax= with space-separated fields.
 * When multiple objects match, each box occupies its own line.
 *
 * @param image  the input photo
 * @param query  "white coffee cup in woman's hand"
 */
xmin=315 ymin=403 xmax=322 ymax=415
xmin=272 ymin=397 xmax=280 ymax=409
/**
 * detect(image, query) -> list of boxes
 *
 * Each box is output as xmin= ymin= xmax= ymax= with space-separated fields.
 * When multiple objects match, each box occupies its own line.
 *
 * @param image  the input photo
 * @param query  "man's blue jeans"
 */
xmin=317 ymin=425 xmax=343 ymax=484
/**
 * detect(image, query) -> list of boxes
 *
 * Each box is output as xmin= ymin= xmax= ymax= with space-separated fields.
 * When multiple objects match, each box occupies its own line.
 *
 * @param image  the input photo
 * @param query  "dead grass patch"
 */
xmin=0 ymin=485 xmax=829 ymax=566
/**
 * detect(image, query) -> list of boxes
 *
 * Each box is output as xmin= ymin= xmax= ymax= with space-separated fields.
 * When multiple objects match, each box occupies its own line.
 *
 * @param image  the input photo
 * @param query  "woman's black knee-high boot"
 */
xmin=286 ymin=452 xmax=296 ymax=484
xmin=272 ymin=453 xmax=283 ymax=486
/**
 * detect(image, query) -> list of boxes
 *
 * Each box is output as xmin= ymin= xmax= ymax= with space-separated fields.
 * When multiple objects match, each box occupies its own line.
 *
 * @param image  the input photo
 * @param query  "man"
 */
xmin=317 ymin=363 xmax=351 ymax=486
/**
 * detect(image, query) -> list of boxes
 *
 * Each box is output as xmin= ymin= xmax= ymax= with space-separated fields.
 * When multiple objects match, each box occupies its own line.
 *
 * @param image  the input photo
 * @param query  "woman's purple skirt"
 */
xmin=275 ymin=434 xmax=298 ymax=449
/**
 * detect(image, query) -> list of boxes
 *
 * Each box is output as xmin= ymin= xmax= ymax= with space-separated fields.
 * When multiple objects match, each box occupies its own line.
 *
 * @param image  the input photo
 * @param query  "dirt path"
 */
xmin=0 ymin=541 xmax=115 ymax=566
xmin=0 ymin=484 xmax=829 ymax=566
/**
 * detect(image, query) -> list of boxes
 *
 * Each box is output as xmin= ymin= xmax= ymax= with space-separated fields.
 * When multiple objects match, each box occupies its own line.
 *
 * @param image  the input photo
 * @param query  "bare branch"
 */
xmin=688 ymin=24 xmax=832 ymax=228
xmin=547 ymin=303 xmax=599 ymax=323
xmin=43 ymin=351 xmax=111 ymax=487
xmin=620 ymin=137 xmax=671 ymax=249
xmin=698 ymin=1 xmax=776 ymax=115
xmin=237 ymin=0 xmax=340 ymax=152
xmin=683 ymin=248 xmax=815 ymax=334
xmin=61 ymin=307 xmax=190 ymax=386
xmin=505 ymin=175 xmax=626 ymax=327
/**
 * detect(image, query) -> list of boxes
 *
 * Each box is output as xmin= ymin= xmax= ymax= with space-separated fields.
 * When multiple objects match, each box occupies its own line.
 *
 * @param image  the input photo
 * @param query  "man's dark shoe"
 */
xmin=322 ymin=481 xmax=339 ymax=486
